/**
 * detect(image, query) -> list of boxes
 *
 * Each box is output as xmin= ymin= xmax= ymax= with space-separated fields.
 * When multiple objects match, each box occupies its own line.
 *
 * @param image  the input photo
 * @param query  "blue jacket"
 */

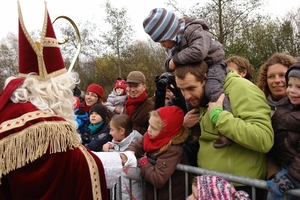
xmin=81 ymin=121 xmax=112 ymax=152
xmin=75 ymin=108 xmax=89 ymax=134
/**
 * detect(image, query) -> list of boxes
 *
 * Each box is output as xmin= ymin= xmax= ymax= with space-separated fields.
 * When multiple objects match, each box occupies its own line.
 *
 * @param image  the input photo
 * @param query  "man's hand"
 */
xmin=169 ymin=59 xmax=176 ymax=70
xmin=183 ymin=108 xmax=200 ymax=128
xmin=208 ymin=93 xmax=225 ymax=114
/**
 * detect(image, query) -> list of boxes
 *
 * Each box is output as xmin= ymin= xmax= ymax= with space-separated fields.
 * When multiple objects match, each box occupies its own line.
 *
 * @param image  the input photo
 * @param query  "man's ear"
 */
xmin=240 ymin=69 xmax=247 ymax=78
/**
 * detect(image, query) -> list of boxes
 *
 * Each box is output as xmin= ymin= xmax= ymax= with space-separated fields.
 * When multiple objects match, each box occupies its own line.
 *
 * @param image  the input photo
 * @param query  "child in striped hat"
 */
xmin=143 ymin=8 xmax=232 ymax=148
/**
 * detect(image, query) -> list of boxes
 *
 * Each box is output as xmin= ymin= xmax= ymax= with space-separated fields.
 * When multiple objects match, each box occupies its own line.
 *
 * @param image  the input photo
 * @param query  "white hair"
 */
xmin=8 ymin=72 xmax=80 ymax=129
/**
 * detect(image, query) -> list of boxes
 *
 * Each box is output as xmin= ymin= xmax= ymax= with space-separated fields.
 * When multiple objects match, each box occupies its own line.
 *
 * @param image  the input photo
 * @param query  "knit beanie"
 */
xmin=86 ymin=84 xmax=104 ymax=99
xmin=286 ymin=58 xmax=300 ymax=83
xmin=115 ymin=78 xmax=127 ymax=91
xmin=197 ymin=175 xmax=250 ymax=200
xmin=90 ymin=104 xmax=107 ymax=120
xmin=143 ymin=8 xmax=180 ymax=42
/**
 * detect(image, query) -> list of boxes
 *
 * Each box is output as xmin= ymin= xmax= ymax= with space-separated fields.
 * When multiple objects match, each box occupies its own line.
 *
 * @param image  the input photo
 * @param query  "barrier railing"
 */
xmin=109 ymin=163 xmax=300 ymax=200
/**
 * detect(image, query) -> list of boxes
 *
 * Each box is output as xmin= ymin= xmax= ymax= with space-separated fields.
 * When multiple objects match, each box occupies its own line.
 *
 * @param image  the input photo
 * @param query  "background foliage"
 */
xmin=1 ymin=0 xmax=300 ymax=98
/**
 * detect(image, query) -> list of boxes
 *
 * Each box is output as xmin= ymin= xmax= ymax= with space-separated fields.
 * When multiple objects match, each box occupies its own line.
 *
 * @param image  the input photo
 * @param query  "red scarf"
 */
xmin=125 ymin=91 xmax=147 ymax=116
xmin=143 ymin=106 xmax=184 ymax=152
xmin=80 ymin=103 xmax=91 ymax=113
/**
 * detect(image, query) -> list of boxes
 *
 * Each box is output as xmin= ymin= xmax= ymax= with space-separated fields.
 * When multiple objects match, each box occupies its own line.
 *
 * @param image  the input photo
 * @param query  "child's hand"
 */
xmin=208 ymin=93 xmax=225 ymax=114
xmin=102 ymin=142 xmax=113 ymax=152
xmin=169 ymin=59 xmax=176 ymax=70
xmin=138 ymin=155 xmax=149 ymax=168
xmin=114 ymin=107 xmax=121 ymax=114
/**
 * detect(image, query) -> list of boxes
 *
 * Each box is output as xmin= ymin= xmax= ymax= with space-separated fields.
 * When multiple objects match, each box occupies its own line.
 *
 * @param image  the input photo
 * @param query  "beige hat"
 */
xmin=126 ymin=71 xmax=146 ymax=84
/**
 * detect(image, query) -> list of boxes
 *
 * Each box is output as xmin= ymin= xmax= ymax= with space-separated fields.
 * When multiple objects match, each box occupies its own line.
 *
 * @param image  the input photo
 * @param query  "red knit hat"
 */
xmin=115 ymin=78 xmax=126 ymax=91
xmin=18 ymin=1 xmax=66 ymax=80
xmin=86 ymin=84 xmax=104 ymax=99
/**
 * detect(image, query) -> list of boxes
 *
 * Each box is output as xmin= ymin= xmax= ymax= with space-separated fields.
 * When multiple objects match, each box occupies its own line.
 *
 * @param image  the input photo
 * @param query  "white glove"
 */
xmin=121 ymin=151 xmax=137 ymax=167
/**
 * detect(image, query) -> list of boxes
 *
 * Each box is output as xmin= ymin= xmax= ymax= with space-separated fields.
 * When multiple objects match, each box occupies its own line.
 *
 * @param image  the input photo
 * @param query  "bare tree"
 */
xmin=0 ymin=33 xmax=18 ymax=89
xmin=100 ymin=0 xmax=134 ymax=78
xmin=167 ymin=0 xmax=264 ymax=45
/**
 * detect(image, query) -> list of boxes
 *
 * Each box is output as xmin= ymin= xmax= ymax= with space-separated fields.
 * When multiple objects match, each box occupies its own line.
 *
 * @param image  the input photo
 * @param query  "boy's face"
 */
xmin=159 ymin=40 xmax=176 ymax=49
xmin=286 ymin=76 xmax=300 ymax=105
xmin=89 ymin=111 xmax=103 ymax=125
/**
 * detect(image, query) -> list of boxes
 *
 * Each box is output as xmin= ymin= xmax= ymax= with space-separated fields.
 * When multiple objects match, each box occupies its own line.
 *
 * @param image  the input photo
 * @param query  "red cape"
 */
xmin=0 ymin=101 xmax=108 ymax=200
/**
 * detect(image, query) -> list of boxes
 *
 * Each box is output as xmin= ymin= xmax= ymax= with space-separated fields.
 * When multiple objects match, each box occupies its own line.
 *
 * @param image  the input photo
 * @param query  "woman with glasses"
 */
xmin=75 ymin=83 xmax=113 ymax=134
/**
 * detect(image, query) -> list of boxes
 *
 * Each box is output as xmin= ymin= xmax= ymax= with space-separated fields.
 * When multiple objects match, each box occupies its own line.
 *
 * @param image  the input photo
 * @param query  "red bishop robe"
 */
xmin=0 ymin=101 xmax=108 ymax=200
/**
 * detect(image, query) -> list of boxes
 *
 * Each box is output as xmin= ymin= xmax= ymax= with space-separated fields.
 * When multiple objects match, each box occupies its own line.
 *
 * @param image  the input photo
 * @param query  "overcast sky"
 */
xmin=0 ymin=0 xmax=299 ymax=41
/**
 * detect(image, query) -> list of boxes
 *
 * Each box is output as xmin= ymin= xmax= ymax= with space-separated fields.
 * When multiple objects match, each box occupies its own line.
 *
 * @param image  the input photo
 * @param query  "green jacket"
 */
xmin=198 ymin=70 xmax=274 ymax=184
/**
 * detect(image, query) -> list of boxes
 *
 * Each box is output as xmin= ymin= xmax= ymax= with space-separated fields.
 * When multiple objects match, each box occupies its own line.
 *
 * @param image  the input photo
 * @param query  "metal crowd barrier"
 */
xmin=109 ymin=163 xmax=300 ymax=200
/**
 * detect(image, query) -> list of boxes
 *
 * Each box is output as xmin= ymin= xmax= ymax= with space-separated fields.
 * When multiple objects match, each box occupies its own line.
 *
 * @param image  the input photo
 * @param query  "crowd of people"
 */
xmin=1 ymin=2 xmax=300 ymax=200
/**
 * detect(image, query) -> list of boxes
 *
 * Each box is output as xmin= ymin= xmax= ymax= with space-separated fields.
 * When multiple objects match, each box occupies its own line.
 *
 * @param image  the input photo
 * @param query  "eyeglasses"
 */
xmin=85 ymin=92 xmax=98 ymax=98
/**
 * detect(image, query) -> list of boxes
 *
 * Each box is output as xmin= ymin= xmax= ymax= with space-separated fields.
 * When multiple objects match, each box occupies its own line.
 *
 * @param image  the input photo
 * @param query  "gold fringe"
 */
xmin=0 ymin=121 xmax=80 ymax=184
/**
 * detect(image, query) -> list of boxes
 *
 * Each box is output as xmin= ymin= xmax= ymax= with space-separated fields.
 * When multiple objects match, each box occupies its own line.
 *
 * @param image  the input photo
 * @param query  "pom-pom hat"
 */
xmin=143 ymin=8 xmax=180 ymax=42
xmin=18 ymin=1 xmax=66 ymax=80
xmin=115 ymin=78 xmax=127 ymax=91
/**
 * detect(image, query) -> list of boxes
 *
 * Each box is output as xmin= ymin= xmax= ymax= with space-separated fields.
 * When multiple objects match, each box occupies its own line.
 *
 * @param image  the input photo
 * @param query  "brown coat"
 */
xmin=123 ymin=98 xmax=154 ymax=135
xmin=267 ymin=96 xmax=300 ymax=180
xmin=126 ymin=134 xmax=190 ymax=200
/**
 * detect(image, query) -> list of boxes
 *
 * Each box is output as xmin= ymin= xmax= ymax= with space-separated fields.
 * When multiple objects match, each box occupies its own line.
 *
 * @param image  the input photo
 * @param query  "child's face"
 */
xmin=109 ymin=122 xmax=125 ymax=142
xmin=115 ymin=88 xmax=125 ymax=96
xmin=187 ymin=184 xmax=198 ymax=200
xmin=89 ymin=111 xmax=103 ymax=125
xmin=286 ymin=76 xmax=300 ymax=105
xmin=147 ymin=115 xmax=162 ymax=138
xmin=159 ymin=40 xmax=176 ymax=49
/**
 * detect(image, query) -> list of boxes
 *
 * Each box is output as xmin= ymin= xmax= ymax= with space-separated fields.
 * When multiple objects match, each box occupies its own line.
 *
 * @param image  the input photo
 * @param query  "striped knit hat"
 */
xmin=197 ymin=175 xmax=250 ymax=200
xmin=143 ymin=8 xmax=180 ymax=42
